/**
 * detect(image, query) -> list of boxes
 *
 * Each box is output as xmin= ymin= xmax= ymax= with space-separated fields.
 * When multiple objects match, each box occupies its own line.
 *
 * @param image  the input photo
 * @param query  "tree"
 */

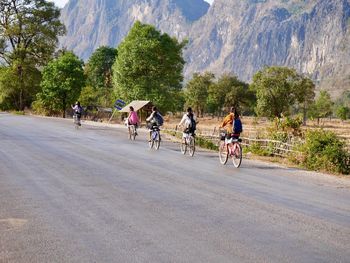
xmin=294 ymin=76 xmax=315 ymax=125
xmin=250 ymin=66 xmax=312 ymax=118
xmin=336 ymin=105 xmax=350 ymax=121
xmin=308 ymin=90 xmax=334 ymax=125
xmin=208 ymin=73 xmax=255 ymax=116
xmin=113 ymin=21 xmax=186 ymax=112
xmin=36 ymin=52 xmax=85 ymax=117
xmin=0 ymin=64 xmax=41 ymax=110
xmin=185 ymin=72 xmax=215 ymax=117
xmin=0 ymin=0 xmax=65 ymax=110
xmin=85 ymin=46 xmax=118 ymax=107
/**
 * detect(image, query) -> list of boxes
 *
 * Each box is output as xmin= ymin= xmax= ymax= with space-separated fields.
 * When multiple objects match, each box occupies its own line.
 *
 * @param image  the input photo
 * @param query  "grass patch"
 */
xmin=12 ymin=111 xmax=25 ymax=115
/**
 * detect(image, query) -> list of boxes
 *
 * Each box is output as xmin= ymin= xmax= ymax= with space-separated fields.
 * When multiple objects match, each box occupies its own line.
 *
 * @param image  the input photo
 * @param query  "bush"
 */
xmin=296 ymin=129 xmax=349 ymax=174
xmin=247 ymin=142 xmax=272 ymax=156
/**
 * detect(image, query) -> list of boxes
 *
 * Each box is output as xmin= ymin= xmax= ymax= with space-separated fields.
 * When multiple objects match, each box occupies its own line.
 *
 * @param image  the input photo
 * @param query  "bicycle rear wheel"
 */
xmin=219 ymin=141 xmax=228 ymax=164
xmin=130 ymin=126 xmax=136 ymax=140
xmin=232 ymin=143 xmax=242 ymax=168
xmin=180 ymin=138 xmax=187 ymax=154
xmin=188 ymin=136 xmax=195 ymax=156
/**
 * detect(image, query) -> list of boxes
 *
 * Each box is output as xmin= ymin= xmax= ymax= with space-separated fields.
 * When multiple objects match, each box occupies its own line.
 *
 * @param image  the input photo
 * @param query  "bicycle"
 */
xmin=149 ymin=125 xmax=161 ymax=150
xmin=218 ymin=131 xmax=242 ymax=168
xmin=128 ymin=124 xmax=137 ymax=140
xmin=180 ymin=131 xmax=195 ymax=156
xmin=73 ymin=113 xmax=81 ymax=129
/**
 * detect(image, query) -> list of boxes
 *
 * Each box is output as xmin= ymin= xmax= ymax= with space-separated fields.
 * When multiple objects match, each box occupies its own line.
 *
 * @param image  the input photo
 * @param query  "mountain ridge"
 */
xmin=59 ymin=0 xmax=350 ymax=97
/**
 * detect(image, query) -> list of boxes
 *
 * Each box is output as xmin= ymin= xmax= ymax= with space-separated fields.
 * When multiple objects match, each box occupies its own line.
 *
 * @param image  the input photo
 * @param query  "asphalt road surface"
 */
xmin=1 ymin=113 xmax=350 ymax=263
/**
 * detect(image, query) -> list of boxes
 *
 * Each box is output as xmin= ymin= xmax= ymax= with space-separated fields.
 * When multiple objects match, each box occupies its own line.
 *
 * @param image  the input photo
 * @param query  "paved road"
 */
xmin=1 ymin=113 xmax=350 ymax=263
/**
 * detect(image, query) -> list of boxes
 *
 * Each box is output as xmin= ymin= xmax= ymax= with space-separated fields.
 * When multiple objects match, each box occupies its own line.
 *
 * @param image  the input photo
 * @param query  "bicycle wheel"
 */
xmin=219 ymin=141 xmax=228 ymax=165
xmin=149 ymin=137 xmax=154 ymax=149
xmin=180 ymin=137 xmax=187 ymax=154
xmin=128 ymin=127 xmax=132 ymax=140
xmin=154 ymin=132 xmax=160 ymax=150
xmin=188 ymin=136 xmax=195 ymax=156
xmin=232 ymin=143 xmax=242 ymax=168
xmin=131 ymin=126 xmax=136 ymax=140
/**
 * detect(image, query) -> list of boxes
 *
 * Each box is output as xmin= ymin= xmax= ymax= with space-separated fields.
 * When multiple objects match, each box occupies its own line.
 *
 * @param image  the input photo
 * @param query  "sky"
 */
xmin=52 ymin=0 xmax=214 ymax=8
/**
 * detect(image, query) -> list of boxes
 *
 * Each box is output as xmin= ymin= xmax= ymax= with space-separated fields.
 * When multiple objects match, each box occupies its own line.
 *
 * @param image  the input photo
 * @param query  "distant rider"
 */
xmin=146 ymin=106 xmax=163 ymax=141
xmin=71 ymin=101 xmax=83 ymax=125
xmin=127 ymin=106 xmax=140 ymax=135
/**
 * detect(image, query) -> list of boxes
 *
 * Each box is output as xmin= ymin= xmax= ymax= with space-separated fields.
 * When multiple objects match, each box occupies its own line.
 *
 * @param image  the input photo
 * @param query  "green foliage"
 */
xmin=308 ymin=90 xmax=334 ymax=122
xmin=113 ymin=21 xmax=186 ymax=112
xmin=85 ymin=46 xmax=117 ymax=107
xmin=0 ymin=0 xmax=65 ymax=110
xmin=185 ymin=72 xmax=214 ymax=116
xmin=247 ymin=142 xmax=272 ymax=156
xmin=78 ymin=86 xmax=99 ymax=107
xmin=208 ymin=73 xmax=255 ymax=115
xmin=0 ymin=64 xmax=41 ymax=110
xmin=35 ymin=52 xmax=85 ymax=117
xmin=336 ymin=105 xmax=350 ymax=121
xmin=296 ymin=130 xmax=349 ymax=174
xmin=250 ymin=66 xmax=315 ymax=118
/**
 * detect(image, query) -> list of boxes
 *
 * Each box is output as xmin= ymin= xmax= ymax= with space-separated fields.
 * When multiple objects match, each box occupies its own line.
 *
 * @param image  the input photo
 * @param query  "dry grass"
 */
xmin=163 ymin=115 xmax=350 ymax=148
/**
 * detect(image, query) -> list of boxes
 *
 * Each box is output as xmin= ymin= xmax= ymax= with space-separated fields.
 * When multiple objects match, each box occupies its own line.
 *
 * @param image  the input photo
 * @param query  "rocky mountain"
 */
xmin=59 ymin=0 xmax=350 ymax=98
xmin=59 ymin=0 xmax=209 ymax=59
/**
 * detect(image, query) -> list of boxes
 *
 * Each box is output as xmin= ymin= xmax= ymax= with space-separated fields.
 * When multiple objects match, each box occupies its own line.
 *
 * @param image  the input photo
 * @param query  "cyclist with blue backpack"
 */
xmin=146 ymin=106 xmax=163 ymax=141
xmin=220 ymin=107 xmax=242 ymax=139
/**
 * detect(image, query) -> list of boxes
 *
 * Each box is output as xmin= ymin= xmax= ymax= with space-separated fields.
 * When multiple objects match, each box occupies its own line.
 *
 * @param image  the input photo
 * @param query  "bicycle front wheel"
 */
xmin=232 ymin=143 xmax=242 ymax=168
xmin=154 ymin=133 xmax=160 ymax=150
xmin=219 ymin=141 xmax=228 ymax=165
xmin=188 ymin=136 xmax=195 ymax=156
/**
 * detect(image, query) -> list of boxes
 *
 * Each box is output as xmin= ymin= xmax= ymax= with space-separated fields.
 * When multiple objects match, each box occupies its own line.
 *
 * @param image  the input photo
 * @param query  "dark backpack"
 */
xmin=233 ymin=118 xmax=242 ymax=133
xmin=189 ymin=116 xmax=196 ymax=131
xmin=154 ymin=113 xmax=164 ymax=126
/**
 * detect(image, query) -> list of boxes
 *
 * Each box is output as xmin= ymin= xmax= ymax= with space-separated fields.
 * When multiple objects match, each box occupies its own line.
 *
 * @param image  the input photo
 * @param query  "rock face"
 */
xmin=59 ymin=0 xmax=209 ymax=59
xmin=59 ymin=0 xmax=350 ymax=97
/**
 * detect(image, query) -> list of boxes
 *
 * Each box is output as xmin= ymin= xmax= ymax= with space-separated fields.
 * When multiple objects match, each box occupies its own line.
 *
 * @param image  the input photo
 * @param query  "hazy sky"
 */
xmin=52 ymin=0 xmax=214 ymax=8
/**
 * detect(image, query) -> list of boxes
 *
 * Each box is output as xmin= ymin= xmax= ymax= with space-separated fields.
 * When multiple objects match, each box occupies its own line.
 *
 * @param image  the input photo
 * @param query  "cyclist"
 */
xmin=220 ymin=107 xmax=242 ymax=139
xmin=71 ymin=101 xmax=83 ymax=126
xmin=146 ymin=106 xmax=163 ymax=141
xmin=127 ymin=106 xmax=140 ymax=135
xmin=178 ymin=107 xmax=197 ymax=137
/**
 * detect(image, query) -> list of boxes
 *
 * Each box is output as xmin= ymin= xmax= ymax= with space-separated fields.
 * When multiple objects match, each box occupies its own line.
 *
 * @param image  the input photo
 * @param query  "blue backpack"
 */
xmin=154 ymin=113 xmax=164 ymax=126
xmin=233 ymin=118 xmax=242 ymax=133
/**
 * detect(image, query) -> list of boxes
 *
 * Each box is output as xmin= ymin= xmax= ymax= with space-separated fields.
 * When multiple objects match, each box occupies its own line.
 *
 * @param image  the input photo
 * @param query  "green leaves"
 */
xmin=36 ymin=51 xmax=85 ymax=117
xmin=113 ymin=21 xmax=186 ymax=112
xmin=0 ymin=0 xmax=65 ymax=110
xmin=250 ymin=66 xmax=315 ymax=118
xmin=85 ymin=46 xmax=117 ymax=107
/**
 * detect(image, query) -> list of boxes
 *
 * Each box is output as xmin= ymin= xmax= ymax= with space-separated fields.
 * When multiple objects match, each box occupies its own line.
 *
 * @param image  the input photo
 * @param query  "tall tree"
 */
xmin=85 ymin=46 xmax=117 ymax=107
xmin=294 ymin=76 xmax=315 ymax=125
xmin=36 ymin=52 xmax=85 ymax=118
xmin=185 ymin=72 xmax=214 ymax=117
xmin=113 ymin=21 xmax=186 ymax=112
xmin=250 ymin=66 xmax=312 ymax=118
xmin=308 ymin=90 xmax=334 ymax=124
xmin=208 ymin=74 xmax=255 ymax=116
xmin=0 ymin=0 xmax=65 ymax=110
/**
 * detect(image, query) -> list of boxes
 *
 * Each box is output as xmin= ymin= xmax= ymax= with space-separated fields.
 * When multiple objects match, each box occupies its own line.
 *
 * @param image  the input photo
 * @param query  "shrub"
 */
xmin=297 ymin=129 xmax=349 ymax=174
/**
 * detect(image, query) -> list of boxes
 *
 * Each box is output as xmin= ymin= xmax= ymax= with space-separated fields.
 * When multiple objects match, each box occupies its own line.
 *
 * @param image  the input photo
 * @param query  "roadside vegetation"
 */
xmin=0 ymin=1 xmax=349 ymax=175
